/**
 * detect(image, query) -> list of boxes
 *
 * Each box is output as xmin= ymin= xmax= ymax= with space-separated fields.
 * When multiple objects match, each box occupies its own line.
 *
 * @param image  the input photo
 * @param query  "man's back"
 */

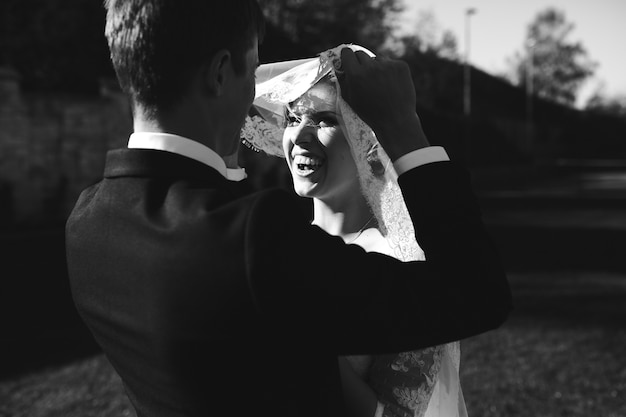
xmin=67 ymin=149 xmax=344 ymax=416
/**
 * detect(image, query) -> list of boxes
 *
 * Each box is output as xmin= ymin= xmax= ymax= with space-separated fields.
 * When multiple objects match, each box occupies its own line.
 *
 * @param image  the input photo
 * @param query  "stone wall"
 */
xmin=0 ymin=68 xmax=132 ymax=229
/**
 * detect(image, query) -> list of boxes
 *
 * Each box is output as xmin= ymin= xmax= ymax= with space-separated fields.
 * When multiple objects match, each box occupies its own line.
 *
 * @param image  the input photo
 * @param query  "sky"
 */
xmin=398 ymin=0 xmax=626 ymax=108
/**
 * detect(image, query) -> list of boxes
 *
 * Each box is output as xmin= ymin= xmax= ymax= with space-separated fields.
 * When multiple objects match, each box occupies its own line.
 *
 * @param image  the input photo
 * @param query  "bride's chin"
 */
xmin=293 ymin=181 xmax=318 ymax=198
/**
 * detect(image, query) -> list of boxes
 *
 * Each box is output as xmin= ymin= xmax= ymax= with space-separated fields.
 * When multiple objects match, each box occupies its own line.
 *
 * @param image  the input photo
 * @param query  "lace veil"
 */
xmin=241 ymin=43 xmax=424 ymax=262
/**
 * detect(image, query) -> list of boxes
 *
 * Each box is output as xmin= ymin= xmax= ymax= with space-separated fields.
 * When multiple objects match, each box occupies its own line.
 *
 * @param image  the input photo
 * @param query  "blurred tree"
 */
xmin=0 ymin=0 xmax=403 ymax=92
xmin=259 ymin=21 xmax=317 ymax=63
xmin=507 ymin=8 xmax=596 ymax=106
xmin=0 ymin=0 xmax=114 ymax=93
xmin=259 ymin=0 xmax=404 ymax=54
xmin=586 ymin=92 xmax=626 ymax=118
xmin=395 ymin=9 xmax=459 ymax=61
xmin=437 ymin=31 xmax=460 ymax=61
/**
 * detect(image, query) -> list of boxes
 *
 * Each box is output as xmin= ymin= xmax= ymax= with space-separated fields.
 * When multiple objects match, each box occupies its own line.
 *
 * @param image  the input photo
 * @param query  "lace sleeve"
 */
xmin=367 ymin=347 xmax=444 ymax=417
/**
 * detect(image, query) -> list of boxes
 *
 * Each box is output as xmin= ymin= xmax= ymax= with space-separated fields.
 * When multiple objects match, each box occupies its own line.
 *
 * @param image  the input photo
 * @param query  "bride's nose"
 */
xmin=290 ymin=118 xmax=316 ymax=145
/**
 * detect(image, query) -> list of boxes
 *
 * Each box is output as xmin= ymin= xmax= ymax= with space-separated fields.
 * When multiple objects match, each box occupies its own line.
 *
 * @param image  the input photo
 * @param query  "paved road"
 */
xmin=475 ymin=165 xmax=626 ymax=272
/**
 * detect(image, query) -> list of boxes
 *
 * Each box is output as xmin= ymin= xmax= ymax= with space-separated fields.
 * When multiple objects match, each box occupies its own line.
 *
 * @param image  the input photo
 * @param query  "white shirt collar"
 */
xmin=128 ymin=132 xmax=247 ymax=181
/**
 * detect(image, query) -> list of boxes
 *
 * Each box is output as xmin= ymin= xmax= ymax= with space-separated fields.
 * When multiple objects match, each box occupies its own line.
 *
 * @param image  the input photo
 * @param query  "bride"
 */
xmin=241 ymin=44 xmax=468 ymax=417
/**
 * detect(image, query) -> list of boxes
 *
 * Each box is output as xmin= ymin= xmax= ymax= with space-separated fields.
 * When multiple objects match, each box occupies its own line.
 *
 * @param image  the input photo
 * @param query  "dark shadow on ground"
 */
xmin=487 ymin=225 xmax=626 ymax=272
xmin=506 ymin=271 xmax=626 ymax=329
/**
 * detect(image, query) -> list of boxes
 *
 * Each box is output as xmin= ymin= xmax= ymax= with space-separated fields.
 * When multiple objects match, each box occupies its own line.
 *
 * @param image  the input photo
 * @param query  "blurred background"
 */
xmin=1 ymin=0 xmax=625 ymax=415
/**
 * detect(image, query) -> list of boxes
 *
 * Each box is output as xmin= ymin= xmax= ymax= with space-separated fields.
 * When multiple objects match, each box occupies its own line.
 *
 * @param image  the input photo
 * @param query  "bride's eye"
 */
xmin=285 ymin=113 xmax=302 ymax=127
xmin=317 ymin=116 xmax=338 ymax=128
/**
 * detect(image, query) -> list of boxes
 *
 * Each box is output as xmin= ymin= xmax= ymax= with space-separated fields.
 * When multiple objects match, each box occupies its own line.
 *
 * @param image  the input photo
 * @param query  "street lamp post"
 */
xmin=463 ymin=7 xmax=476 ymax=117
xmin=526 ymin=38 xmax=535 ymax=150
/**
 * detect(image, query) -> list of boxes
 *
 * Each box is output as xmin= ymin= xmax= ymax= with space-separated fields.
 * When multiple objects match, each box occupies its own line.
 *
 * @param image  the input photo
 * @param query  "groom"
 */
xmin=66 ymin=1 xmax=512 ymax=416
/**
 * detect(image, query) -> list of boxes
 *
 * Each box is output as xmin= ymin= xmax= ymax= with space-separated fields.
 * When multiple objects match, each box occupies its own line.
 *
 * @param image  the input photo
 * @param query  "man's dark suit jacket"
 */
xmin=66 ymin=148 xmax=512 ymax=417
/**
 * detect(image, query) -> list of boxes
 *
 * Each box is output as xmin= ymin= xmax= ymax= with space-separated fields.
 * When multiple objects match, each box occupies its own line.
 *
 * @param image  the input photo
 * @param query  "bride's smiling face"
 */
xmin=282 ymin=80 xmax=359 ymax=200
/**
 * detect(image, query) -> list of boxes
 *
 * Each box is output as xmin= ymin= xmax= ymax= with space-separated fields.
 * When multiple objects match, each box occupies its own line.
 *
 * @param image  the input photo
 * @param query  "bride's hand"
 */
xmin=336 ymin=48 xmax=430 ymax=161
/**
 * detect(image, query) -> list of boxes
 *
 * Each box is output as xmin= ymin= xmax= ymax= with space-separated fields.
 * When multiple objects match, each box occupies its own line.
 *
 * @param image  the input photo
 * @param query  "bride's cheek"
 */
xmin=318 ymin=128 xmax=338 ymax=146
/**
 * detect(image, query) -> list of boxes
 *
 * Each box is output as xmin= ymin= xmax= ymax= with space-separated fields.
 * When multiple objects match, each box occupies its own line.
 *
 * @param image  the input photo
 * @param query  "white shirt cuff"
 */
xmin=392 ymin=146 xmax=449 ymax=176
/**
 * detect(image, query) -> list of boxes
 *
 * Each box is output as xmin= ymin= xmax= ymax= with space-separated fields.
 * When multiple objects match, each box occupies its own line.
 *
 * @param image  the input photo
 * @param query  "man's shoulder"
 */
xmin=238 ymin=187 xmax=308 ymax=217
xmin=242 ymin=187 xmax=297 ymax=205
xmin=228 ymin=187 xmax=311 ymax=236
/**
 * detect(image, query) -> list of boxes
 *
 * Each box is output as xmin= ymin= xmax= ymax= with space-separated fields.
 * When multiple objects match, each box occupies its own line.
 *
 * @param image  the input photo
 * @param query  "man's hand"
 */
xmin=336 ymin=48 xmax=430 ymax=161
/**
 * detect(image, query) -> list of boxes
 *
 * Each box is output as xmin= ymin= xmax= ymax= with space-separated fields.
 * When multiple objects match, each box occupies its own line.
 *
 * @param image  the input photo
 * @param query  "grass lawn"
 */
xmin=2 ymin=271 xmax=625 ymax=417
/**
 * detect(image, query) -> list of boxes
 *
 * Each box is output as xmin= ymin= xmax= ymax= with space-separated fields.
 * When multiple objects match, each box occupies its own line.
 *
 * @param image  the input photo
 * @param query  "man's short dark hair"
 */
xmin=104 ymin=0 xmax=265 ymax=114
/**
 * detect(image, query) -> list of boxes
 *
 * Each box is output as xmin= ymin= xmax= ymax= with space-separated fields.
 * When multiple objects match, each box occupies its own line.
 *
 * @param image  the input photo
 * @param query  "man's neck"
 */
xmin=133 ymin=106 xmax=241 ymax=169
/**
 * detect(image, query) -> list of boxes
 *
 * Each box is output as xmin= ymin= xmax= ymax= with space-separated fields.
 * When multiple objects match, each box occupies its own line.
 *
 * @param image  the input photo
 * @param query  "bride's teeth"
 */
xmin=293 ymin=155 xmax=321 ymax=166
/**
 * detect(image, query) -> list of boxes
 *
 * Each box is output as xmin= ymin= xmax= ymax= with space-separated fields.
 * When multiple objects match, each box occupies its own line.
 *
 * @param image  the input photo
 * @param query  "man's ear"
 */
xmin=204 ymin=49 xmax=231 ymax=96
